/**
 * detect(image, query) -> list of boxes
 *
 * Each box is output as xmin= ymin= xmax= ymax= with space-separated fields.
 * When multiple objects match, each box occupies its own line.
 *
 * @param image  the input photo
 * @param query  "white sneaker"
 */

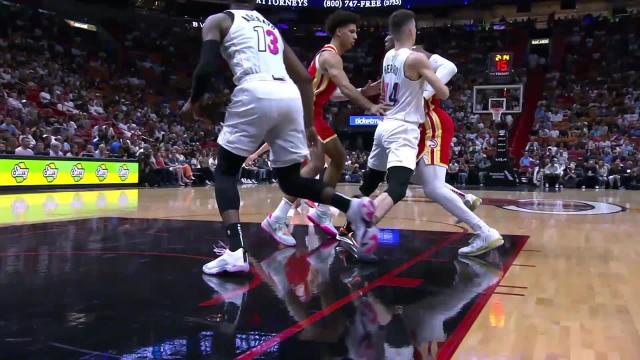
xmin=261 ymin=247 xmax=296 ymax=297
xmin=342 ymin=197 xmax=379 ymax=262
xmin=201 ymin=274 xmax=249 ymax=306
xmin=307 ymin=207 xmax=338 ymax=237
xmin=458 ymin=228 xmax=504 ymax=256
xmin=261 ymin=214 xmax=296 ymax=246
xmin=463 ymin=194 xmax=482 ymax=212
xmin=202 ymin=244 xmax=249 ymax=275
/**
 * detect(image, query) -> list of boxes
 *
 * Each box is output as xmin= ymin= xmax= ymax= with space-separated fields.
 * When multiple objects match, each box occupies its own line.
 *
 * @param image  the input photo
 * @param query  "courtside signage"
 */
xmin=0 ymin=158 xmax=138 ymax=187
xmin=349 ymin=116 xmax=382 ymax=126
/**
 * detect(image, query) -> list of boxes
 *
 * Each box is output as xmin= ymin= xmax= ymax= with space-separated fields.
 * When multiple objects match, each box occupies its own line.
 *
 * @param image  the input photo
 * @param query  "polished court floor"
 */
xmin=0 ymin=184 xmax=638 ymax=359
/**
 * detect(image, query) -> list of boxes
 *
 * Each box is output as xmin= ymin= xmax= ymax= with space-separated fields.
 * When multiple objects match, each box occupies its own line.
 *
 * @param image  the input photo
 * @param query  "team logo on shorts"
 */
xmin=427 ymin=139 xmax=439 ymax=149
xmin=95 ymin=164 xmax=108 ymax=182
xmin=499 ymin=199 xmax=624 ymax=215
xmin=11 ymin=162 xmax=29 ymax=183
xmin=70 ymin=163 xmax=85 ymax=182
xmin=42 ymin=163 xmax=59 ymax=183
xmin=117 ymin=165 xmax=130 ymax=181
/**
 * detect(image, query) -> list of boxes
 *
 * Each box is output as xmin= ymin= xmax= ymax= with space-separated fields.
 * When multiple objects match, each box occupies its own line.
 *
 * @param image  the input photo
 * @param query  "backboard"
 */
xmin=473 ymin=85 xmax=523 ymax=114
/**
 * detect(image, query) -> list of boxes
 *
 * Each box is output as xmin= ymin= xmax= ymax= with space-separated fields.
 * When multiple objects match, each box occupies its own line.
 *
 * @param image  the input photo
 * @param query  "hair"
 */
xmin=389 ymin=9 xmax=415 ymax=38
xmin=325 ymin=10 xmax=360 ymax=36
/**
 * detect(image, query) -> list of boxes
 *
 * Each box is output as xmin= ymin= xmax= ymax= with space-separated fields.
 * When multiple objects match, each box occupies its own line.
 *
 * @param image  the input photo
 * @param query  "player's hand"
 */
xmin=306 ymin=127 xmax=320 ymax=148
xmin=367 ymin=102 xmax=393 ymax=116
xmin=361 ymin=79 xmax=382 ymax=97
xmin=244 ymin=154 xmax=257 ymax=166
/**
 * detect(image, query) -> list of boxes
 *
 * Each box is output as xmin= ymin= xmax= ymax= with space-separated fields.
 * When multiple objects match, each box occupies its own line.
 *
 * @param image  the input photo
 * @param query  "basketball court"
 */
xmin=1 ymin=185 xmax=637 ymax=359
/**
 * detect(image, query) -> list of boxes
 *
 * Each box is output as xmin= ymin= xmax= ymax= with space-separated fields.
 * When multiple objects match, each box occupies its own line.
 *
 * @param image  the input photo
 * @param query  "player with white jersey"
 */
xmin=381 ymin=35 xmax=503 ymax=256
xmin=336 ymin=9 xmax=450 ymax=261
xmin=180 ymin=0 xmax=379 ymax=275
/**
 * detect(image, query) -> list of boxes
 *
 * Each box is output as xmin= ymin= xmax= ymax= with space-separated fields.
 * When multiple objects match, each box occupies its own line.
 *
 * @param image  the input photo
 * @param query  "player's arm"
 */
xmin=245 ymin=143 xmax=271 ymax=165
xmin=409 ymin=52 xmax=449 ymax=100
xmin=423 ymin=54 xmax=457 ymax=100
xmin=321 ymin=52 xmax=387 ymax=115
xmin=189 ymin=13 xmax=230 ymax=105
xmin=330 ymin=79 xmax=381 ymax=101
xmin=282 ymin=41 xmax=314 ymax=133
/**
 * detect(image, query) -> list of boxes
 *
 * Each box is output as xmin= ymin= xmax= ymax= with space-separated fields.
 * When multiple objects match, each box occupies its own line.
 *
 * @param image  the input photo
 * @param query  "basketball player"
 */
xmin=181 ymin=0 xmax=378 ymax=275
xmin=335 ymin=9 xmax=450 ymax=261
xmin=254 ymin=10 xmax=388 ymax=248
xmin=341 ymin=34 xmax=502 ymax=257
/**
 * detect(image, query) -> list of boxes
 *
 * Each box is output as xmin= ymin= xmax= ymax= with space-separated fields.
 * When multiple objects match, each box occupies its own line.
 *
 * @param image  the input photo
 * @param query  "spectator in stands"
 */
xmin=582 ymin=159 xmax=599 ymax=189
xmin=94 ymin=144 xmax=109 ymax=159
xmin=14 ymin=136 xmax=33 ymax=156
xmin=596 ymin=160 xmax=608 ymax=188
xmin=82 ymin=145 xmax=95 ymax=158
xmin=543 ymin=158 xmax=563 ymax=189
xmin=0 ymin=142 xmax=6 ymax=154
xmin=563 ymin=163 xmax=578 ymax=188
xmin=255 ymin=154 xmax=272 ymax=183
xmin=49 ymin=141 xmax=64 ymax=157
xmin=608 ymin=160 xmax=624 ymax=189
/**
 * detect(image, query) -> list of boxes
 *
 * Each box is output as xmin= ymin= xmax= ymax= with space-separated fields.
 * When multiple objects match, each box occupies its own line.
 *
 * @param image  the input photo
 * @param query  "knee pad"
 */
xmin=359 ymin=168 xmax=386 ymax=196
xmin=385 ymin=166 xmax=413 ymax=204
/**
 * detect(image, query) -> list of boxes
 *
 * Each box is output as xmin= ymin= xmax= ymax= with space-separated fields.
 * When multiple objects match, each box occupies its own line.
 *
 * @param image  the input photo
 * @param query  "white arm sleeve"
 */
xmin=423 ymin=54 xmax=458 ymax=100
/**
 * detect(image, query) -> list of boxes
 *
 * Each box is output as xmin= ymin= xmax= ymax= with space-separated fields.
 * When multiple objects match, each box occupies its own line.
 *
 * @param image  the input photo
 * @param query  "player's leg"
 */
xmin=203 ymin=85 xmax=267 ymax=275
xmin=266 ymin=88 xmax=379 ymax=261
xmin=369 ymin=120 xmax=419 ymax=224
xmin=415 ymin=160 xmax=503 ymax=256
xmin=264 ymin=144 xmax=324 ymax=246
xmin=305 ymin=120 xmax=346 ymax=237
xmin=423 ymin=108 xmax=482 ymax=214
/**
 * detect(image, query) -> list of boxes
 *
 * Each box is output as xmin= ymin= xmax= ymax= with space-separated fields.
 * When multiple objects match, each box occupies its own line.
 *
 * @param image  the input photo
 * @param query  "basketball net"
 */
xmin=491 ymin=107 xmax=503 ymax=122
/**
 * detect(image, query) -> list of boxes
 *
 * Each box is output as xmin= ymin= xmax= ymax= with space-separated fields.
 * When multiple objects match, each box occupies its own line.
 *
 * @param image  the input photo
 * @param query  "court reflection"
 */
xmin=0 ymin=218 xmax=524 ymax=359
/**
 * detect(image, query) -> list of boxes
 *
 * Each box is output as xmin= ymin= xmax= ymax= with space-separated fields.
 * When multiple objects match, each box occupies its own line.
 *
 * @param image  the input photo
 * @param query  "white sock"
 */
xmin=416 ymin=163 xmax=490 ymax=233
xmin=272 ymin=198 xmax=293 ymax=222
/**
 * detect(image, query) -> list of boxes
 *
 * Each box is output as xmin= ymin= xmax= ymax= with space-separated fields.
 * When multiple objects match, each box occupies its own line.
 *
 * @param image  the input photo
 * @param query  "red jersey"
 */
xmin=308 ymin=44 xmax=340 ymax=142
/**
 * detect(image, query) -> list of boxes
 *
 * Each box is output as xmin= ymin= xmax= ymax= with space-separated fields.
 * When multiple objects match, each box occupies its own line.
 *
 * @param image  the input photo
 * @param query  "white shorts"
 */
xmin=217 ymin=77 xmax=308 ymax=168
xmin=367 ymin=118 xmax=420 ymax=172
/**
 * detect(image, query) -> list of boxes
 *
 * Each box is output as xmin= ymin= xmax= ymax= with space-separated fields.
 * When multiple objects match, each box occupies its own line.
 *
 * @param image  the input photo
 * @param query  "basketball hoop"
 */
xmin=491 ymin=107 xmax=503 ymax=122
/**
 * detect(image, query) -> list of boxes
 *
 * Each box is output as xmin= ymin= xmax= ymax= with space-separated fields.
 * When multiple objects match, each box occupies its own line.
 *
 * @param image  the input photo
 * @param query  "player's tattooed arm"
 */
xmin=409 ymin=52 xmax=449 ymax=100
xmin=321 ymin=51 xmax=388 ymax=116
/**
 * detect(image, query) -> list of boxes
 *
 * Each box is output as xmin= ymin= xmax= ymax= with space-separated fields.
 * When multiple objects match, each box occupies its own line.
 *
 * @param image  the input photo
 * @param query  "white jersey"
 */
xmin=221 ymin=10 xmax=289 ymax=85
xmin=382 ymin=48 xmax=425 ymax=125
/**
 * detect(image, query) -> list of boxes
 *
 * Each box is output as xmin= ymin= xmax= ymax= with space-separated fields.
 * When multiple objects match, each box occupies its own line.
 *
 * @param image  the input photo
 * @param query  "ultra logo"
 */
xmin=11 ymin=162 xmax=29 ymax=183
xmin=70 ymin=163 xmax=85 ymax=182
xmin=42 ymin=163 xmax=59 ymax=183
xmin=95 ymin=164 xmax=108 ymax=182
xmin=118 ymin=164 xmax=130 ymax=181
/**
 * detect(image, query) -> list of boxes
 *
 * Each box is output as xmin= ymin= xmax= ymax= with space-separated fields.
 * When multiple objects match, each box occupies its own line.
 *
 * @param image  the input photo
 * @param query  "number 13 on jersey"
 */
xmin=253 ymin=26 xmax=279 ymax=55
xmin=384 ymin=81 xmax=399 ymax=106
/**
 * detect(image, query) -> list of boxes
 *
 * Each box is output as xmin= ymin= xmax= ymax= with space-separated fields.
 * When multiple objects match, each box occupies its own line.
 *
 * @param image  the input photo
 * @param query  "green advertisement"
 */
xmin=0 ymin=157 xmax=139 ymax=187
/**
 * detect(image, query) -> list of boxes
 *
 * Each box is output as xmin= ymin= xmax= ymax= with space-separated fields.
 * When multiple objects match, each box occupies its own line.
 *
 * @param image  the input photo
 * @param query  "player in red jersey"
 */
xmin=249 ymin=10 xmax=388 ymax=247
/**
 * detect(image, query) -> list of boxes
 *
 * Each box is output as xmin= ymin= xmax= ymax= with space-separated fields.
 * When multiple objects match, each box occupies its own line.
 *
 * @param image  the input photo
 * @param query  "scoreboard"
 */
xmin=256 ymin=0 xmax=465 ymax=8
xmin=488 ymin=52 xmax=513 ymax=76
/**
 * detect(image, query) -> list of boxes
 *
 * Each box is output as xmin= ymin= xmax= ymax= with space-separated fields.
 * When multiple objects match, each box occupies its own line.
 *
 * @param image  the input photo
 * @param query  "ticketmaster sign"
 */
xmin=349 ymin=116 xmax=382 ymax=126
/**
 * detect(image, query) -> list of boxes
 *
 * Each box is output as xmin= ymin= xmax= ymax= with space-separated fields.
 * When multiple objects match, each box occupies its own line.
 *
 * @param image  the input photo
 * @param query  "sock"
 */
xmin=272 ymin=198 xmax=293 ymax=222
xmin=329 ymin=193 xmax=351 ymax=214
xmin=226 ymin=223 xmax=245 ymax=252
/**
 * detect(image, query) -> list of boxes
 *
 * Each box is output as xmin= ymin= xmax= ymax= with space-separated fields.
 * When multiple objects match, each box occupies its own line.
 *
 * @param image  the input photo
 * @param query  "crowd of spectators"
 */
xmin=517 ymin=14 xmax=640 ymax=190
